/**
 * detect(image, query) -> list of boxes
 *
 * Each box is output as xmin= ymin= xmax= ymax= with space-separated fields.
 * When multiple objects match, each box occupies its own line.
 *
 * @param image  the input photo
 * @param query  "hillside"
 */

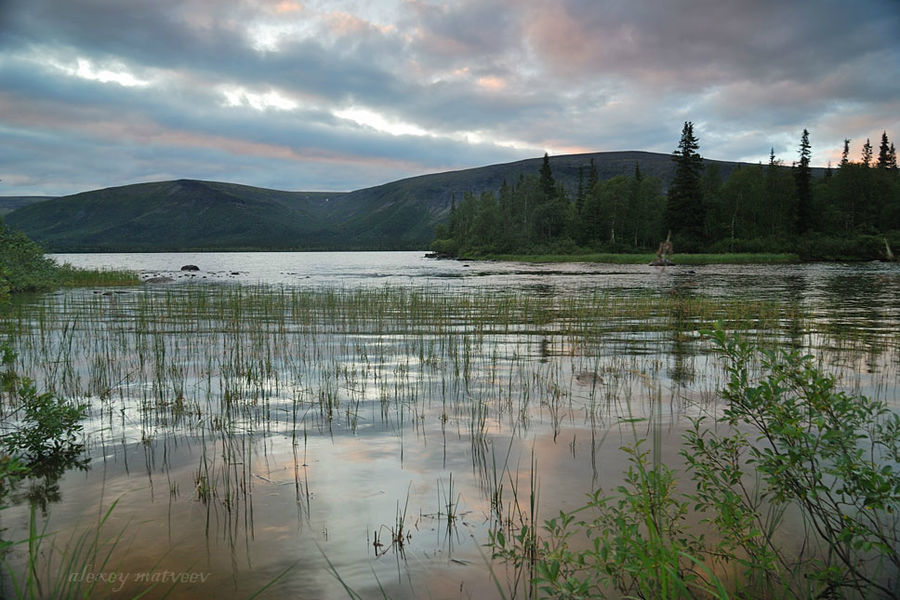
xmin=5 ymin=151 xmax=812 ymax=251
xmin=0 ymin=196 xmax=53 ymax=216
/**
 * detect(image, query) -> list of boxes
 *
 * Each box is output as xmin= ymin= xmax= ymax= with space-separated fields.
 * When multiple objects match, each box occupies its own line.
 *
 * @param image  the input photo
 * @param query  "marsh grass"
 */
xmin=0 ymin=283 xmax=896 ymax=598
xmin=55 ymin=265 xmax=141 ymax=288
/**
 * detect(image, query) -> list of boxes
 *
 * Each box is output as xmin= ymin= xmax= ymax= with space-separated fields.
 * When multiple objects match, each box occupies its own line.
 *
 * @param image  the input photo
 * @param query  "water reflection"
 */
xmin=9 ymin=455 xmax=90 ymax=516
xmin=2 ymin=258 xmax=899 ymax=598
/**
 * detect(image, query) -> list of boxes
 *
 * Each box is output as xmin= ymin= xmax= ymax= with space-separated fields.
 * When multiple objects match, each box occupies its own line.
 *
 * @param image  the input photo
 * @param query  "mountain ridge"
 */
xmin=4 ymin=151 xmax=823 ymax=251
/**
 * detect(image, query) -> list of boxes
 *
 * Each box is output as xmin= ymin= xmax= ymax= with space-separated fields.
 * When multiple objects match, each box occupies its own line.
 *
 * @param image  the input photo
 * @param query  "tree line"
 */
xmin=431 ymin=124 xmax=900 ymax=259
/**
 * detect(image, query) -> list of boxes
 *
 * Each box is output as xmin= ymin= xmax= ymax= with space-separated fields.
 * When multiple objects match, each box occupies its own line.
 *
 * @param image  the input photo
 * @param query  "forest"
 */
xmin=430 ymin=124 xmax=900 ymax=260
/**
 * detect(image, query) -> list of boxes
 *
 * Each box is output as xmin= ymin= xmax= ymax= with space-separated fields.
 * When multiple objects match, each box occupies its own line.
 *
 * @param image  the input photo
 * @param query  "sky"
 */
xmin=1 ymin=0 xmax=899 ymax=197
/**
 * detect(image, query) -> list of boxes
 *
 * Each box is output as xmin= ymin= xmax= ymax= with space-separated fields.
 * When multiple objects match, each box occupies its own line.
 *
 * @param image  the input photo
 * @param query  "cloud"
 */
xmin=0 ymin=0 xmax=898 ymax=196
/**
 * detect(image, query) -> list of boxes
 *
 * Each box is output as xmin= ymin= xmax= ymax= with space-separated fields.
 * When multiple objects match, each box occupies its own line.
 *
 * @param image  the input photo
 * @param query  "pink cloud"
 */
xmin=0 ymin=93 xmax=428 ymax=175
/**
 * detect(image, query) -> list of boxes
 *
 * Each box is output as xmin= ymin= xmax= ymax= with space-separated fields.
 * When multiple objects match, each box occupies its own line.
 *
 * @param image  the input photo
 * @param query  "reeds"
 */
xmin=0 ymin=282 xmax=896 ymax=597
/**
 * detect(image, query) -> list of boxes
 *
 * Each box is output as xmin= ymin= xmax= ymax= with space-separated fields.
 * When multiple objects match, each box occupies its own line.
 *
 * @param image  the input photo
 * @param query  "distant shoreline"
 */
xmin=453 ymin=253 xmax=803 ymax=264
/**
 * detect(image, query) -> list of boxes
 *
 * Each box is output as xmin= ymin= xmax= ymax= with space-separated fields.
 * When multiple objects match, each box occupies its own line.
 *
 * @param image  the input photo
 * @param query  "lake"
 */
xmin=51 ymin=249 xmax=900 ymax=299
xmin=1 ymin=252 xmax=898 ymax=598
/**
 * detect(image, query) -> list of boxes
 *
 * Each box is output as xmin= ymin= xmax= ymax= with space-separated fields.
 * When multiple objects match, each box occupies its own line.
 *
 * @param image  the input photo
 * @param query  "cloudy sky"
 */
xmin=1 ymin=0 xmax=898 ymax=197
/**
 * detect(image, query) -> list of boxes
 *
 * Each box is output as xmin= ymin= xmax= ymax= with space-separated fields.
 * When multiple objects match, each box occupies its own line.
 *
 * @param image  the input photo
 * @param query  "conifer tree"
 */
xmin=841 ymin=139 xmax=851 ymax=167
xmin=795 ymin=128 xmax=812 ymax=234
xmin=877 ymin=132 xmax=892 ymax=169
xmin=663 ymin=121 xmax=705 ymax=249
xmin=862 ymin=138 xmax=873 ymax=167
xmin=539 ymin=153 xmax=556 ymax=200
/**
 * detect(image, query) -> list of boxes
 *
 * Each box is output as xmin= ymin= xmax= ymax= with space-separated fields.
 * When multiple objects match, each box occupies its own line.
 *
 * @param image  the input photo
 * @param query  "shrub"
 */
xmin=687 ymin=328 xmax=900 ymax=597
xmin=491 ymin=327 xmax=900 ymax=599
xmin=0 ymin=344 xmax=89 ymax=510
xmin=0 ymin=222 xmax=60 ymax=293
xmin=2 ymin=379 xmax=88 ymax=464
xmin=429 ymin=237 xmax=459 ymax=256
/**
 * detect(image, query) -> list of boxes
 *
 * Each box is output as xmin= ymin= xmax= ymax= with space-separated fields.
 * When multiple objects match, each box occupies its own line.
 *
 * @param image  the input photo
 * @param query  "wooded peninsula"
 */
xmin=431 ymin=124 xmax=899 ymax=261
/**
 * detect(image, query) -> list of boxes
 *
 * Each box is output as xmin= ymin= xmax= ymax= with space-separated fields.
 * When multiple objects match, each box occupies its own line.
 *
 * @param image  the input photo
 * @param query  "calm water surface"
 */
xmin=52 ymin=249 xmax=900 ymax=299
xmin=0 ymin=252 xmax=897 ymax=599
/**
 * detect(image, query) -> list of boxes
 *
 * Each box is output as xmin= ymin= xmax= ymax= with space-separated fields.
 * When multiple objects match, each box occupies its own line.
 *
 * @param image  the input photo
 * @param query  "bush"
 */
xmin=491 ymin=327 xmax=900 ymax=599
xmin=2 ymin=379 xmax=88 ymax=464
xmin=429 ymin=237 xmax=459 ymax=256
xmin=688 ymin=328 xmax=900 ymax=597
xmin=0 ymin=221 xmax=60 ymax=293
xmin=0 ymin=344 xmax=89 ymax=510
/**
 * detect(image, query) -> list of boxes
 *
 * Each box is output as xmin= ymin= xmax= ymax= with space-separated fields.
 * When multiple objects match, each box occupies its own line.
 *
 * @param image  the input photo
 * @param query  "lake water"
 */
xmin=51 ymin=250 xmax=900 ymax=300
xmin=2 ymin=252 xmax=898 ymax=599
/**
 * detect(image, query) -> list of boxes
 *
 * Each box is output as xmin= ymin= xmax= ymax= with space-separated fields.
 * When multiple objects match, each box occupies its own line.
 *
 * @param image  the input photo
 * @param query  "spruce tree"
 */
xmin=795 ymin=128 xmax=812 ymax=235
xmin=841 ymin=139 xmax=851 ymax=167
xmin=862 ymin=138 xmax=873 ymax=167
xmin=663 ymin=121 xmax=705 ymax=249
xmin=539 ymin=153 xmax=556 ymax=200
xmin=877 ymin=132 xmax=892 ymax=169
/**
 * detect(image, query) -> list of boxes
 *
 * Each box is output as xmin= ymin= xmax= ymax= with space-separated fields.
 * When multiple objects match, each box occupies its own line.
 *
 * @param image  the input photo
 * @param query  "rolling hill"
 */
xmin=4 ymin=151 xmax=813 ymax=251
xmin=0 ymin=196 xmax=53 ymax=216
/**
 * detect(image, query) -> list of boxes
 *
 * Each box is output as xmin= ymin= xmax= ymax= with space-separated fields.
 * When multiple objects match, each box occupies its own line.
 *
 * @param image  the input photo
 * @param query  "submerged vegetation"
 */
xmin=0 ymin=277 xmax=897 ymax=598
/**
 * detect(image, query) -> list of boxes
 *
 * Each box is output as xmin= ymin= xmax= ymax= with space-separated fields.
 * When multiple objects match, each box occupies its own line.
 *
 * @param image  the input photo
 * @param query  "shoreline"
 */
xmin=446 ymin=252 xmax=803 ymax=265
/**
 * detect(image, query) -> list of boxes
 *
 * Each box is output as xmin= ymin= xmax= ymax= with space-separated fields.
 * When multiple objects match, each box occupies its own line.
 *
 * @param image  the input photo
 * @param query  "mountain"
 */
xmin=5 ymin=180 xmax=348 ymax=251
xmin=0 ymin=196 xmax=54 ymax=216
xmin=4 ymin=151 xmax=819 ymax=251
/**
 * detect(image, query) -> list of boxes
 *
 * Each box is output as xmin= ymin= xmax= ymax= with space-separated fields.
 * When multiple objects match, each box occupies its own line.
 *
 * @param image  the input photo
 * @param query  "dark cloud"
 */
xmin=1 ymin=0 xmax=898 ymax=196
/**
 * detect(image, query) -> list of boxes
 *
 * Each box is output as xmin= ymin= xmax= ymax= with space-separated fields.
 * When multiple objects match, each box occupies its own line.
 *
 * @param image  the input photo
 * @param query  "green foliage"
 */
xmin=434 ymin=160 xmax=666 ymax=257
xmin=0 ymin=220 xmax=60 ymax=293
xmin=436 ymin=127 xmax=899 ymax=260
xmin=695 ymin=327 xmax=900 ymax=597
xmin=491 ymin=328 xmax=900 ymax=599
xmin=0 ymin=220 xmax=140 ymax=298
xmin=2 ymin=379 xmax=87 ymax=464
xmin=0 ymin=343 xmax=89 ymax=516
xmin=54 ymin=264 xmax=140 ymax=287
xmin=493 ymin=438 xmax=722 ymax=599
xmin=0 ymin=267 xmax=9 ymax=304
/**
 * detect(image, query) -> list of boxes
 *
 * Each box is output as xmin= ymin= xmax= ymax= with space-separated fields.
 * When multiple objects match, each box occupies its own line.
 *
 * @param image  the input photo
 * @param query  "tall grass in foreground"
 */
xmin=2 ymin=501 xmax=148 ymax=600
